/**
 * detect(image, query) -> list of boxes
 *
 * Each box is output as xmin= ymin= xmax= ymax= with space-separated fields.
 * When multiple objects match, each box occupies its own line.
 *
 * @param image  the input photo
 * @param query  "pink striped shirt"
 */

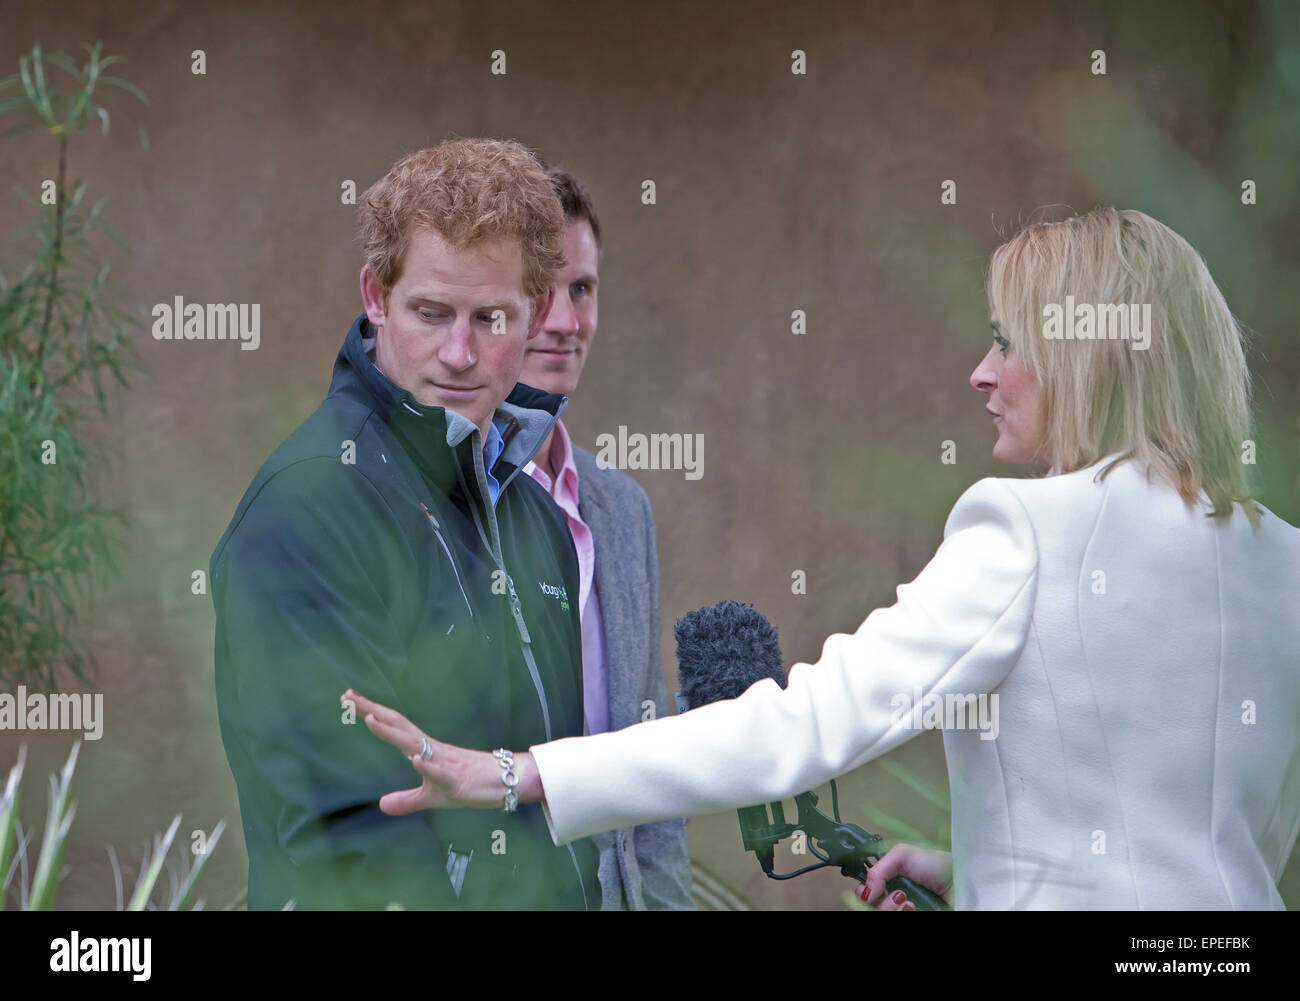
xmin=523 ymin=419 xmax=609 ymax=735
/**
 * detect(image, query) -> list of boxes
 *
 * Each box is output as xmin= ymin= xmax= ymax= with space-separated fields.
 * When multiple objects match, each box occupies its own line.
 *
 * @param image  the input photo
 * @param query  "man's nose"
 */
xmin=439 ymin=316 xmax=477 ymax=371
xmin=543 ymin=288 xmax=579 ymax=336
xmin=970 ymin=347 xmax=997 ymax=392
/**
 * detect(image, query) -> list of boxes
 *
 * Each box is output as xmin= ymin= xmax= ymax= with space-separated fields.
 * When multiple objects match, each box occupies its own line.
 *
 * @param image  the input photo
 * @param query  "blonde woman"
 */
xmin=345 ymin=208 xmax=1299 ymax=910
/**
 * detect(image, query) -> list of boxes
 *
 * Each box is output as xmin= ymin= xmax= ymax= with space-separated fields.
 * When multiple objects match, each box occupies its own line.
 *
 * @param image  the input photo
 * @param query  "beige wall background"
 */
xmin=0 ymin=0 xmax=1295 ymax=909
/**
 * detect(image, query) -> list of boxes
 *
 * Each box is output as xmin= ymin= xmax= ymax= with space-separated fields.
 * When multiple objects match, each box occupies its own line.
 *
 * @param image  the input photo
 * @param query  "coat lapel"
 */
xmin=577 ymin=458 xmax=637 ymax=733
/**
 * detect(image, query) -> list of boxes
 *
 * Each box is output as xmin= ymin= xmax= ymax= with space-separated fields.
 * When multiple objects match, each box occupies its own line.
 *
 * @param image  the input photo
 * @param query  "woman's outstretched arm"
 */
xmin=530 ymin=475 xmax=1039 ymax=845
xmin=345 ymin=475 xmax=1039 ymax=848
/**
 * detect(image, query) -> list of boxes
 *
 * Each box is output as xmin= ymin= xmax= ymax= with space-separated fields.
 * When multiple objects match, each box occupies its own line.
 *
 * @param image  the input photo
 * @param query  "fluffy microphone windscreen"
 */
xmin=674 ymin=599 xmax=787 ymax=711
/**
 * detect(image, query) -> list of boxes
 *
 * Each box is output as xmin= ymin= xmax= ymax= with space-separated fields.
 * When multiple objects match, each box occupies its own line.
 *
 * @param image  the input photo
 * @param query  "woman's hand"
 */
xmin=856 ymin=844 xmax=954 ymax=911
xmin=341 ymin=688 xmax=543 ymax=813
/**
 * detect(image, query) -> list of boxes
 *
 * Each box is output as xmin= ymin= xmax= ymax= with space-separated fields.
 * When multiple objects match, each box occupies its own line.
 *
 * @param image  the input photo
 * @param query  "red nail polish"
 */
xmin=892 ymin=890 xmax=906 ymax=904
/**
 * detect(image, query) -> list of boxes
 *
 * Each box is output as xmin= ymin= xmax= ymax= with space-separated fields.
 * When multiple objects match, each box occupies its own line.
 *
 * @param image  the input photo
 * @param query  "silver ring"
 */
xmin=420 ymin=737 xmax=433 ymax=761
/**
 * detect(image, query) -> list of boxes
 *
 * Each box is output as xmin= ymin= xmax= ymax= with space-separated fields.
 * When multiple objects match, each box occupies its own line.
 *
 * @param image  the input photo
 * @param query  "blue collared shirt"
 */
xmin=482 ymin=416 xmax=508 ymax=507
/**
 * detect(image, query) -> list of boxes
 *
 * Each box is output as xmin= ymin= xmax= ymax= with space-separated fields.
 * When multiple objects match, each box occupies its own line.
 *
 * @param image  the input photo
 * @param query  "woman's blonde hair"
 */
xmin=986 ymin=207 xmax=1259 ymax=524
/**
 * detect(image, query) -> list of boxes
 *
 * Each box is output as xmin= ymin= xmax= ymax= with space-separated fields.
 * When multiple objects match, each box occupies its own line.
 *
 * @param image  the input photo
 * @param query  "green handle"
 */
xmin=885 ymin=874 xmax=951 ymax=911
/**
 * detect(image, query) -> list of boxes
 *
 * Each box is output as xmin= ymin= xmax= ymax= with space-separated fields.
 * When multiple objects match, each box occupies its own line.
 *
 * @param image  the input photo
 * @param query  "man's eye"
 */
xmin=571 ymin=282 xmax=589 ymax=297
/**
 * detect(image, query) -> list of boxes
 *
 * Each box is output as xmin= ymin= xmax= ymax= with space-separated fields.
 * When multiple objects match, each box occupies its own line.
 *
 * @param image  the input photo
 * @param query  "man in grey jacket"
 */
xmin=518 ymin=162 xmax=696 ymax=909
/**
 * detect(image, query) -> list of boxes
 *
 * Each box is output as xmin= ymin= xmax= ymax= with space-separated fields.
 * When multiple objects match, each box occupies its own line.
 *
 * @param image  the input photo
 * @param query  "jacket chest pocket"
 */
xmin=420 ymin=501 xmax=478 ymax=622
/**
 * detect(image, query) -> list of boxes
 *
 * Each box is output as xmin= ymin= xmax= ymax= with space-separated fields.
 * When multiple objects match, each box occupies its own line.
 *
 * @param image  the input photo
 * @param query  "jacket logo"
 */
xmin=538 ymin=581 xmax=570 ymax=612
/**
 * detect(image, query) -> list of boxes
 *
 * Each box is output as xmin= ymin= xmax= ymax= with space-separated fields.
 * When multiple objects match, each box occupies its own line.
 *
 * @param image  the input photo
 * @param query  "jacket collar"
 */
xmin=1046 ymin=449 xmax=1130 ymax=479
xmin=328 ymin=314 xmax=567 ymax=495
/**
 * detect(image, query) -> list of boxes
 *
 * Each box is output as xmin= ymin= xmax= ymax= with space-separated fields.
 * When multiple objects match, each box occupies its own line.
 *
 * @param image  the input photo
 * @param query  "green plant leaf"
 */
xmin=0 ymin=745 xmax=28 ymax=910
xmin=28 ymin=742 xmax=79 ymax=910
xmin=100 ymin=76 xmax=148 ymax=105
xmin=126 ymin=814 xmax=181 ymax=911
xmin=172 ymin=820 xmax=225 ymax=911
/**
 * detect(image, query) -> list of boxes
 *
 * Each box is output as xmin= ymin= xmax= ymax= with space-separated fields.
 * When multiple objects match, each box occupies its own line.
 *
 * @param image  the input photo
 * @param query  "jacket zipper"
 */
xmin=462 ymin=429 xmax=591 ymax=911
xmin=398 ymin=397 xmax=589 ymax=911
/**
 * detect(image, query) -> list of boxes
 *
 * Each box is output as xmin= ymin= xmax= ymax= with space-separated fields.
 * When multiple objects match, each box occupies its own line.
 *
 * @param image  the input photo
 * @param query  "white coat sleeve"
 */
xmin=530 ymin=476 xmax=1039 ymax=846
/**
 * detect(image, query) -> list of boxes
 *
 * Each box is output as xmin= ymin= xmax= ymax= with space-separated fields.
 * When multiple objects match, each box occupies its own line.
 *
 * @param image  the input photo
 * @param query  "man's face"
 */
xmin=518 ymin=219 xmax=599 ymax=397
xmin=361 ymin=228 xmax=552 ymax=436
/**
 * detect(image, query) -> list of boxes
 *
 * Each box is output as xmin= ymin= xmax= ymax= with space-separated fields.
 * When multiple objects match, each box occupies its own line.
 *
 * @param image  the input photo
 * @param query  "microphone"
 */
xmin=674 ymin=599 xmax=950 ymax=910
xmin=675 ymin=598 xmax=787 ymax=706
xmin=674 ymin=600 xmax=788 ymax=873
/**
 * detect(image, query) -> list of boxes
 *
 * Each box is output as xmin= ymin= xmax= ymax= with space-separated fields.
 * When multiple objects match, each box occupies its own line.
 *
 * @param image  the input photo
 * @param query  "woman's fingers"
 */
xmin=379 ymin=783 xmax=434 ymax=816
xmin=860 ymin=844 xmax=953 ymax=909
xmin=343 ymin=689 xmax=409 ymax=730
xmin=858 ymin=883 xmax=911 ymax=910
xmin=880 ymin=888 xmax=909 ymax=911
xmin=345 ymin=689 xmax=435 ymax=759
xmin=362 ymin=710 xmax=425 ymax=756
xmin=859 ymin=882 xmax=903 ymax=909
xmin=341 ymin=686 xmax=489 ymax=811
xmin=378 ymin=751 xmax=461 ymax=814
xmin=863 ymin=849 xmax=910 ymax=906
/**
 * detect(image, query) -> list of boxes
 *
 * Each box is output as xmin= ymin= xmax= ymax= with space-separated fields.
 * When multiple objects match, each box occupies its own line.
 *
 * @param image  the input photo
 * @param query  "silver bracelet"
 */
xmin=492 ymin=748 xmax=519 ymax=813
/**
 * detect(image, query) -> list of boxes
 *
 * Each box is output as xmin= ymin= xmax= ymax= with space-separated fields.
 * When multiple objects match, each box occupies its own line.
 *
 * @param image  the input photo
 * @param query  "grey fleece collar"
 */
xmin=362 ymin=332 xmax=564 ymax=475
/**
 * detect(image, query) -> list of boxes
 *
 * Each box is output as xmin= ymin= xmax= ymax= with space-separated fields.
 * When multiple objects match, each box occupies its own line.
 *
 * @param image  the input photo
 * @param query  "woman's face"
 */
xmin=970 ymin=320 xmax=1042 ymax=463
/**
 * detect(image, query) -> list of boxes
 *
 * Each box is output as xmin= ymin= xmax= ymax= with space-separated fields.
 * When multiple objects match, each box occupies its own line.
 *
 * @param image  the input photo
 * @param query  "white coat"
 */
xmin=531 ymin=455 xmax=1300 ymax=909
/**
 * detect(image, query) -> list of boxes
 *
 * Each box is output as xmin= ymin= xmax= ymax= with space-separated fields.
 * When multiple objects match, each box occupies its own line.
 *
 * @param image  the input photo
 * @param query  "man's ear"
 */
xmin=526 ymin=286 xmax=555 ymax=340
xmin=360 ymin=265 xmax=388 ymax=327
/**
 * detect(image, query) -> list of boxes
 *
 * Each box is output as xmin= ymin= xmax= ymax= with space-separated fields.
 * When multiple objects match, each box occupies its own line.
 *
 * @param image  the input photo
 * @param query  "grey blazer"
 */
xmin=572 ymin=444 xmax=696 ymax=909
